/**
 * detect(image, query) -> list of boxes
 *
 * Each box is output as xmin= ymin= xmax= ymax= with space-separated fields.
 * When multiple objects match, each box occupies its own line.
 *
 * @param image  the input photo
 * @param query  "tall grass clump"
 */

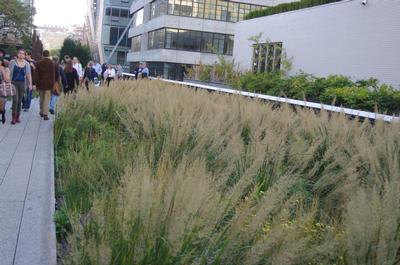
xmin=55 ymin=80 xmax=400 ymax=265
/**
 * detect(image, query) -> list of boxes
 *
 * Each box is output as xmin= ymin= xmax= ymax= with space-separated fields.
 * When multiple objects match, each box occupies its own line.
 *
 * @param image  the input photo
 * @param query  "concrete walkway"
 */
xmin=0 ymin=99 xmax=56 ymax=265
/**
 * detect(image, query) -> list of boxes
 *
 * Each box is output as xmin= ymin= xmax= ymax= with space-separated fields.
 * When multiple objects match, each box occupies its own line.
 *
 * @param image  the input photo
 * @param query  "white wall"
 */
xmin=127 ymin=49 xmax=231 ymax=65
xmin=233 ymin=0 xmax=400 ymax=88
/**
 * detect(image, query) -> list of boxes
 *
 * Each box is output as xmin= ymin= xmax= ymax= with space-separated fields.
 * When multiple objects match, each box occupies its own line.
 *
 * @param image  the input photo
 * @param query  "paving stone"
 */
xmin=0 ymin=201 xmax=24 ymax=265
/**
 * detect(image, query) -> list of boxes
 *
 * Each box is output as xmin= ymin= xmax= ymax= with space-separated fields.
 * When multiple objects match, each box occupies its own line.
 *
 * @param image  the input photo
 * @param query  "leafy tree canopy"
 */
xmin=0 ymin=0 xmax=35 ymax=37
xmin=59 ymin=38 xmax=91 ymax=67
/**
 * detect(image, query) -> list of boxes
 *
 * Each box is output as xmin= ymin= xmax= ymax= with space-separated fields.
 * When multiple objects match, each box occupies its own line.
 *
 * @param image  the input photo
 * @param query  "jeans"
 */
xmin=12 ymin=81 xmax=25 ymax=114
xmin=22 ymin=88 xmax=32 ymax=110
xmin=49 ymin=94 xmax=58 ymax=111
xmin=39 ymin=90 xmax=51 ymax=116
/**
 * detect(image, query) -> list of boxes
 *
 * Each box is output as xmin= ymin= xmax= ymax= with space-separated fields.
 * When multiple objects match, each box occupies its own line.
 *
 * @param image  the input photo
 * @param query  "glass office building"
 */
xmin=87 ymin=0 xmax=133 ymax=70
xmin=127 ymin=0 xmax=273 ymax=80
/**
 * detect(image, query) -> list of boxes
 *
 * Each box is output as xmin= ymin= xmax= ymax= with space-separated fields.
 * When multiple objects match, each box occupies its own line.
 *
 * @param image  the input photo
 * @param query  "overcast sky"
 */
xmin=34 ymin=0 xmax=87 ymax=27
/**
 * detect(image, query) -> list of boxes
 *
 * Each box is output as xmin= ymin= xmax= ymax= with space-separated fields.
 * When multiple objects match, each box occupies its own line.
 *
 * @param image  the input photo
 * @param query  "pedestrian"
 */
xmin=49 ymin=56 xmax=67 ymax=115
xmin=22 ymin=51 xmax=36 ymax=112
xmin=34 ymin=50 xmax=55 ymax=121
xmin=9 ymin=49 xmax=32 ymax=124
xmin=116 ymin=64 xmax=123 ymax=80
xmin=64 ymin=60 xmax=79 ymax=93
xmin=101 ymin=62 xmax=107 ymax=82
xmin=0 ymin=58 xmax=11 ymax=124
xmin=103 ymin=64 xmax=115 ymax=87
xmin=0 ymin=49 xmax=5 ymax=59
xmin=72 ymin=57 xmax=83 ymax=80
xmin=83 ymin=61 xmax=98 ymax=90
xmin=141 ymin=62 xmax=149 ymax=79
xmin=93 ymin=60 xmax=102 ymax=77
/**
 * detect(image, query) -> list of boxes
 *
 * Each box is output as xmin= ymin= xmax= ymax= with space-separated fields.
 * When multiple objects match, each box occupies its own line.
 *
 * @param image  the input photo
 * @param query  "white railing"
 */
xmin=122 ymin=73 xmax=400 ymax=123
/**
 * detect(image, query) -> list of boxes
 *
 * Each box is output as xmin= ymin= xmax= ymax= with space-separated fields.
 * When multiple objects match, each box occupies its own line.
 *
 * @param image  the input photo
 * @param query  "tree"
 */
xmin=49 ymin=49 xmax=60 ymax=57
xmin=0 ymin=0 xmax=35 ymax=41
xmin=59 ymin=38 xmax=91 ymax=66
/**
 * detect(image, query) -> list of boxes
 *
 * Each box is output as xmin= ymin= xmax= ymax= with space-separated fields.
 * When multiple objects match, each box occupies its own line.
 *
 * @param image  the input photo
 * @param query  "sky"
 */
xmin=34 ymin=0 xmax=87 ymax=27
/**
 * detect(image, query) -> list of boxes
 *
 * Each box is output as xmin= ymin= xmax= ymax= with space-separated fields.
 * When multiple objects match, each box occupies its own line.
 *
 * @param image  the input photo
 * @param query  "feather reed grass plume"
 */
xmin=54 ymin=80 xmax=400 ymax=265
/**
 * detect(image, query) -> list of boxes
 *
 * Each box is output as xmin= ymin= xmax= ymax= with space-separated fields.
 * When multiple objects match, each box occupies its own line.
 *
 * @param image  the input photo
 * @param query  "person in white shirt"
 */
xmin=93 ymin=60 xmax=102 ymax=77
xmin=72 ymin=57 xmax=83 ymax=80
xmin=103 ymin=64 xmax=116 ymax=87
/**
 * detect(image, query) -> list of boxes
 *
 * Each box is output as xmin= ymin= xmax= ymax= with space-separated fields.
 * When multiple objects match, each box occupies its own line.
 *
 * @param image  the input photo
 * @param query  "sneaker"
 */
xmin=49 ymin=109 xmax=55 ymax=115
xmin=23 ymin=108 xmax=28 ymax=112
xmin=43 ymin=115 xmax=49 ymax=121
xmin=39 ymin=112 xmax=44 ymax=117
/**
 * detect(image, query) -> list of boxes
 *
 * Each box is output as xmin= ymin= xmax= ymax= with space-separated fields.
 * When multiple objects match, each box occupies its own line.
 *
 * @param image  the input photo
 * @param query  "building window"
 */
xmin=180 ymin=0 xmax=193 ymax=16
xmin=238 ymin=3 xmax=251 ymax=21
xmin=110 ymin=27 xmax=119 ymax=45
xmin=193 ymin=0 xmax=205 ymax=18
xmin=165 ymin=28 xmax=178 ymax=49
xmin=148 ymin=28 xmax=166 ymax=49
xmin=105 ymin=7 xmax=130 ymax=25
xmin=213 ymin=33 xmax=225 ymax=54
xmin=216 ymin=0 xmax=228 ymax=21
xmin=117 ymin=51 xmax=126 ymax=65
xmin=131 ymin=35 xmax=141 ymax=52
xmin=151 ymin=0 xmax=168 ymax=19
xmin=201 ymin=32 xmax=214 ymax=52
xmin=149 ymin=27 xmax=234 ymax=55
xmin=109 ymin=27 xmax=129 ymax=47
xmin=168 ymin=0 xmax=181 ymax=15
xmin=224 ymin=35 xmax=234 ymax=55
xmin=150 ymin=0 xmax=265 ymax=22
xmin=204 ymin=0 xmax=216 ymax=19
xmin=252 ymin=42 xmax=283 ymax=73
xmin=189 ymin=30 xmax=202 ymax=51
xmin=132 ymin=8 xmax=144 ymax=27
xmin=120 ymin=9 xmax=129 ymax=18
xmin=227 ymin=1 xmax=239 ymax=22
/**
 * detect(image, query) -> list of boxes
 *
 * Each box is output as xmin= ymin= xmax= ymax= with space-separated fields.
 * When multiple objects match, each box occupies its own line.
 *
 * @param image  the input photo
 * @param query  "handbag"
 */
xmin=0 ymin=82 xmax=16 ymax=97
xmin=53 ymin=81 xmax=61 ymax=96
xmin=0 ymin=97 xmax=5 ymax=112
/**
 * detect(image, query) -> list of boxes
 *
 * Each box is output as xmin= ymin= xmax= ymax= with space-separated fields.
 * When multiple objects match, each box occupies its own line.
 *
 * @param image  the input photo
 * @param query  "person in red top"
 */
xmin=34 ymin=50 xmax=56 ymax=120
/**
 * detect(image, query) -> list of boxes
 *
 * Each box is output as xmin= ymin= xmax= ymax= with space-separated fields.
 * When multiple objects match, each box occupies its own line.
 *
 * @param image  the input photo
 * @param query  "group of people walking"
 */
xmin=0 ymin=48 xmax=151 ymax=125
xmin=0 ymin=49 xmax=83 ymax=124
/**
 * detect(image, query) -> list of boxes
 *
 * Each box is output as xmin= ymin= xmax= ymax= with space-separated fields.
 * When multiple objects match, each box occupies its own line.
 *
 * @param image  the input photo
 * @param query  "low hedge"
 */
xmin=245 ymin=0 xmax=342 ymax=20
xmin=236 ymin=72 xmax=400 ymax=115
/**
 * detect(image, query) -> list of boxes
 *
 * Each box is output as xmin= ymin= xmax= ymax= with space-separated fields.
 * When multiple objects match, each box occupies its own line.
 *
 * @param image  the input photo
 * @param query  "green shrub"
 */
xmin=237 ymin=72 xmax=400 ymax=115
xmin=199 ymin=65 xmax=212 ymax=82
xmin=245 ymin=0 xmax=342 ymax=20
xmin=54 ymin=205 xmax=72 ymax=239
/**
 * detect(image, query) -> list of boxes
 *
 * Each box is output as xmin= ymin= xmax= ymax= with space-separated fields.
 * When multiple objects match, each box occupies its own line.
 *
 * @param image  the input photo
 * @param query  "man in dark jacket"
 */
xmin=83 ymin=61 xmax=98 ymax=90
xmin=35 ymin=50 xmax=55 ymax=120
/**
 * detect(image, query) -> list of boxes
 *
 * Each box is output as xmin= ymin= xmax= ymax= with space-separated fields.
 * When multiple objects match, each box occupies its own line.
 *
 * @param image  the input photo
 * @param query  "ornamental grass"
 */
xmin=55 ymin=80 xmax=400 ymax=265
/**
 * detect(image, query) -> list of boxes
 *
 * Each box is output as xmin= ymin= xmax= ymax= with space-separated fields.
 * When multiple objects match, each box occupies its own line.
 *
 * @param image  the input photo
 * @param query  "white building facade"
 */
xmin=127 ymin=0 xmax=291 ymax=79
xmin=233 ymin=0 xmax=400 ymax=88
xmin=87 ymin=0 xmax=133 ymax=69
